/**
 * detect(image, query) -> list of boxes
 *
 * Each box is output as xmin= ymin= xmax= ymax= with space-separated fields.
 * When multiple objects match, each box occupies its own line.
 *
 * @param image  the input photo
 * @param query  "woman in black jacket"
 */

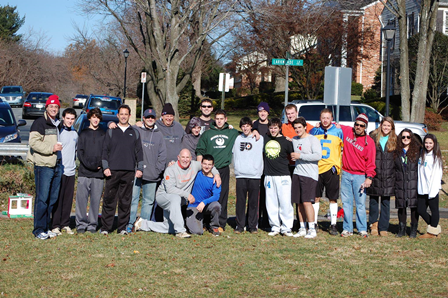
xmin=394 ymin=129 xmax=421 ymax=238
xmin=367 ymin=117 xmax=397 ymax=236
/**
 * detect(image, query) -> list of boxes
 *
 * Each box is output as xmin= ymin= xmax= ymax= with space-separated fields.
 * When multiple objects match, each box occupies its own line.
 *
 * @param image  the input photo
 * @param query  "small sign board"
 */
xmin=271 ymin=59 xmax=303 ymax=66
xmin=324 ymin=66 xmax=352 ymax=106
xmin=141 ymin=72 xmax=147 ymax=83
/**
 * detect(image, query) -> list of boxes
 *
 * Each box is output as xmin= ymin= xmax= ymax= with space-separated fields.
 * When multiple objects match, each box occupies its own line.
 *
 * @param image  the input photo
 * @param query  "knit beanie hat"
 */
xmin=161 ymin=103 xmax=175 ymax=116
xmin=46 ymin=95 xmax=61 ymax=108
xmin=257 ymin=102 xmax=270 ymax=113
xmin=355 ymin=113 xmax=368 ymax=126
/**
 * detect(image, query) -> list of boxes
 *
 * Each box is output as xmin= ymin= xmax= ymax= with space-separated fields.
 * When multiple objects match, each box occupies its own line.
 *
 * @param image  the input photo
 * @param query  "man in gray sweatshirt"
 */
xmin=135 ymin=149 xmax=221 ymax=238
xmin=291 ymin=117 xmax=322 ymax=239
xmin=126 ymin=108 xmax=167 ymax=233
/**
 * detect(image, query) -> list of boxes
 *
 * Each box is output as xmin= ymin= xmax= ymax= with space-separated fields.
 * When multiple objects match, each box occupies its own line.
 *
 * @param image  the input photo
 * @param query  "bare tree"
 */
xmin=78 ymin=0 xmax=237 ymax=118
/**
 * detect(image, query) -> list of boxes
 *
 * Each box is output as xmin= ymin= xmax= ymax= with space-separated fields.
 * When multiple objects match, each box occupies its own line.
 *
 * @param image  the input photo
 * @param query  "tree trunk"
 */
xmin=410 ymin=0 xmax=438 ymax=123
xmin=397 ymin=0 xmax=411 ymax=121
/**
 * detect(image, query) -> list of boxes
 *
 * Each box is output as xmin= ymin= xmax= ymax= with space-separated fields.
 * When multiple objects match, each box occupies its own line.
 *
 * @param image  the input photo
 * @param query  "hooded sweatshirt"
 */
xmin=232 ymin=133 xmax=264 ymax=179
xmin=134 ymin=124 xmax=167 ymax=182
xmin=196 ymin=122 xmax=240 ymax=169
xmin=181 ymin=133 xmax=201 ymax=160
xmin=156 ymin=119 xmax=186 ymax=165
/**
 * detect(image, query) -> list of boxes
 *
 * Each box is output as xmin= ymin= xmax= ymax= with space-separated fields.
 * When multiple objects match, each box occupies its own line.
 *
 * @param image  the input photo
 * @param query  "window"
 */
xmin=353 ymin=105 xmax=380 ymax=122
xmin=408 ymin=12 xmax=415 ymax=38
xmin=445 ymin=11 xmax=448 ymax=35
xmin=298 ymin=105 xmax=324 ymax=121
xmin=332 ymin=106 xmax=352 ymax=122
xmin=0 ymin=108 xmax=15 ymax=126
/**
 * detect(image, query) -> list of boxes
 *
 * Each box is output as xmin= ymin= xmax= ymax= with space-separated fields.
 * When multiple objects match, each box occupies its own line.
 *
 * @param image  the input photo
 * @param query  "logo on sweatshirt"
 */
xmin=240 ymin=142 xmax=252 ymax=151
xmin=216 ymin=137 xmax=225 ymax=146
xmin=265 ymin=140 xmax=281 ymax=159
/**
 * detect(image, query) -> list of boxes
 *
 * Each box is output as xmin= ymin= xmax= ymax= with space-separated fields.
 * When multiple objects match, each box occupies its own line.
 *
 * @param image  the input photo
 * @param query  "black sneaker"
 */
xmin=329 ymin=225 xmax=338 ymax=236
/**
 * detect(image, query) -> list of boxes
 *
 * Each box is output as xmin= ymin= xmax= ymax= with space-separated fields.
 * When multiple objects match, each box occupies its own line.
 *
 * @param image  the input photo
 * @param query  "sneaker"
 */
xmin=100 ymin=230 xmax=109 ymax=235
xmin=329 ymin=225 xmax=338 ymax=236
xmin=305 ymin=228 xmax=317 ymax=239
xmin=126 ymin=226 xmax=133 ymax=234
xmin=88 ymin=229 xmax=97 ymax=234
xmin=35 ymin=232 xmax=49 ymax=240
xmin=119 ymin=230 xmax=128 ymax=236
xmin=250 ymin=229 xmax=258 ymax=234
xmin=134 ymin=217 xmax=143 ymax=231
xmin=47 ymin=230 xmax=58 ymax=238
xmin=282 ymin=231 xmax=294 ymax=237
xmin=234 ymin=230 xmax=242 ymax=234
xmin=293 ymin=228 xmax=307 ymax=238
xmin=268 ymin=231 xmax=280 ymax=236
xmin=176 ymin=232 xmax=191 ymax=238
xmin=51 ymin=227 xmax=62 ymax=236
xmin=359 ymin=231 xmax=368 ymax=238
xmin=61 ymin=226 xmax=74 ymax=235
xmin=212 ymin=228 xmax=220 ymax=237
xmin=218 ymin=227 xmax=225 ymax=233
xmin=341 ymin=230 xmax=353 ymax=237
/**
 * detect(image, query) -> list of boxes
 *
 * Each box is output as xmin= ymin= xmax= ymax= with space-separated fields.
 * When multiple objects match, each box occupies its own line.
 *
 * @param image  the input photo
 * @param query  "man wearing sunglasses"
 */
xmin=185 ymin=98 xmax=214 ymax=135
xmin=310 ymin=108 xmax=344 ymax=235
xmin=337 ymin=113 xmax=376 ymax=238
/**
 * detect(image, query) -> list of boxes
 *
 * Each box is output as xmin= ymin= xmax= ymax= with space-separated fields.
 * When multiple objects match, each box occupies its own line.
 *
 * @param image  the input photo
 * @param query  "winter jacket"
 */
xmin=366 ymin=133 xmax=395 ymax=196
xmin=77 ymin=127 xmax=105 ymax=179
xmin=394 ymin=150 xmax=418 ymax=209
xmin=27 ymin=112 xmax=61 ymax=167
xmin=135 ymin=124 xmax=166 ymax=182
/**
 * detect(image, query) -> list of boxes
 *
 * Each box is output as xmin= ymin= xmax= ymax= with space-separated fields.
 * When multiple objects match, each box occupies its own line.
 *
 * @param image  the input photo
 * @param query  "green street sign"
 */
xmin=271 ymin=58 xmax=303 ymax=66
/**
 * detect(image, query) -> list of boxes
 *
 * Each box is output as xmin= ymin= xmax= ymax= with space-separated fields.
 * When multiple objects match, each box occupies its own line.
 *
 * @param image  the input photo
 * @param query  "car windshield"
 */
xmin=1 ymin=87 xmax=22 ymax=94
xmin=0 ymin=108 xmax=15 ymax=126
xmin=27 ymin=93 xmax=52 ymax=103
xmin=89 ymin=97 xmax=121 ymax=110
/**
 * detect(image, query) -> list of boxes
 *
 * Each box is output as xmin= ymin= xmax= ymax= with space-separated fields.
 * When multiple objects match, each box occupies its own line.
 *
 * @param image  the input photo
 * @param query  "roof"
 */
xmin=336 ymin=0 xmax=379 ymax=11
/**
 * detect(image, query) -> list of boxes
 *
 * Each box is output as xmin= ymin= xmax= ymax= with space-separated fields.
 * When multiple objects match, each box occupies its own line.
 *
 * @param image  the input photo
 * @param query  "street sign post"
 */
xmin=271 ymin=53 xmax=304 ymax=122
xmin=324 ymin=66 xmax=352 ymax=122
xmin=218 ymin=73 xmax=230 ymax=109
xmin=141 ymin=72 xmax=147 ymax=120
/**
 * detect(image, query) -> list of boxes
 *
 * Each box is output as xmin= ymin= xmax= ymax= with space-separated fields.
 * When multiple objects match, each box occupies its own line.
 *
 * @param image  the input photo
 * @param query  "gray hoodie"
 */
xmin=134 ymin=124 xmax=167 ymax=182
xmin=232 ymin=133 xmax=264 ymax=179
xmin=156 ymin=119 xmax=186 ymax=165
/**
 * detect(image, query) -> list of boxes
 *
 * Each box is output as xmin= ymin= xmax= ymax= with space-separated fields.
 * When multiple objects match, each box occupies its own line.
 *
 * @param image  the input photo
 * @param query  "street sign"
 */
xmin=141 ymin=72 xmax=147 ymax=83
xmin=271 ymin=58 xmax=303 ymax=66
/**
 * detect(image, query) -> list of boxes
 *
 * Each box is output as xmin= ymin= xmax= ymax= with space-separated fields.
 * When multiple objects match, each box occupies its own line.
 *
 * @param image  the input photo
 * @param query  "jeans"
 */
xmin=369 ymin=196 xmax=390 ymax=232
xmin=33 ymin=163 xmax=63 ymax=236
xmin=127 ymin=178 xmax=157 ymax=230
xmin=341 ymin=171 xmax=367 ymax=233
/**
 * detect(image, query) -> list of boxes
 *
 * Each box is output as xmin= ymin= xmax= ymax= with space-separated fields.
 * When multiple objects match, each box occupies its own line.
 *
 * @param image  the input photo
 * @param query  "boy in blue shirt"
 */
xmin=186 ymin=154 xmax=222 ymax=236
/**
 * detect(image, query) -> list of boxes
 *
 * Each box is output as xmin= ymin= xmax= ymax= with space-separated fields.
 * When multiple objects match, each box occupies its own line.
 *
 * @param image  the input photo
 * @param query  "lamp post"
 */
xmin=123 ymin=48 xmax=129 ymax=99
xmin=382 ymin=24 xmax=395 ymax=117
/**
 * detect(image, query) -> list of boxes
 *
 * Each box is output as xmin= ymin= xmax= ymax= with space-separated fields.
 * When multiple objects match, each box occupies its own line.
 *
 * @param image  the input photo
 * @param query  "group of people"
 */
xmin=28 ymin=95 xmax=443 ymax=240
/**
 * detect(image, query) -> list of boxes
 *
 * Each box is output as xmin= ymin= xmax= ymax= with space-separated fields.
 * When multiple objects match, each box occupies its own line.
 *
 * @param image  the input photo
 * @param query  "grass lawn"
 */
xmin=1 ymin=218 xmax=448 ymax=297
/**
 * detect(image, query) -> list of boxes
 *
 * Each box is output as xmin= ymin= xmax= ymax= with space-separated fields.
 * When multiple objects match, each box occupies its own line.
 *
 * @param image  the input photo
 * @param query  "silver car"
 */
xmin=0 ymin=86 xmax=25 ymax=107
xmin=73 ymin=94 xmax=88 ymax=108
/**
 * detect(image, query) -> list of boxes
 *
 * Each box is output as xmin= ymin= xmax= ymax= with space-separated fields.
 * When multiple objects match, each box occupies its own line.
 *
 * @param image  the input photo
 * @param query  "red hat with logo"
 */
xmin=46 ymin=95 xmax=61 ymax=108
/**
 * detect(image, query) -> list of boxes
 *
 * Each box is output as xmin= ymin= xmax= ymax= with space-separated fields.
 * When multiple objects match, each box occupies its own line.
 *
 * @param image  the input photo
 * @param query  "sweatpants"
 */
xmin=75 ymin=177 xmax=104 ymax=232
xmin=101 ymin=170 xmax=134 ymax=233
xmin=217 ymin=166 xmax=230 ymax=229
xmin=417 ymin=194 xmax=439 ymax=227
xmin=139 ymin=193 xmax=187 ymax=234
xmin=186 ymin=201 xmax=221 ymax=235
xmin=235 ymin=178 xmax=260 ymax=232
xmin=52 ymin=175 xmax=75 ymax=229
xmin=264 ymin=175 xmax=293 ymax=233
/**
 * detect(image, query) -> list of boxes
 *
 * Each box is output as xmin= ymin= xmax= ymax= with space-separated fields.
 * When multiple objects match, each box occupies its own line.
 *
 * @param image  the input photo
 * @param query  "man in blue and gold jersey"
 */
xmin=310 ymin=108 xmax=344 ymax=236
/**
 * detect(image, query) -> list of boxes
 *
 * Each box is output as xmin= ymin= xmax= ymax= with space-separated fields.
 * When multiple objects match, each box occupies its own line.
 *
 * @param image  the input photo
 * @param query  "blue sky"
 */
xmin=1 ymin=0 xmax=100 ymax=54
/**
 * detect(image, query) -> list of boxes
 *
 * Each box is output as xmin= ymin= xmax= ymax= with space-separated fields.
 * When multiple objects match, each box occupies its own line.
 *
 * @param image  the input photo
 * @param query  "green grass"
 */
xmin=1 ymin=218 xmax=448 ymax=296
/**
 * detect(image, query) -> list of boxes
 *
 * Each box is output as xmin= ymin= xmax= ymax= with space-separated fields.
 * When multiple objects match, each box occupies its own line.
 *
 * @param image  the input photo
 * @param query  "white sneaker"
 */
xmin=293 ymin=228 xmax=307 ymax=238
xmin=47 ymin=230 xmax=58 ymax=238
xmin=305 ymin=228 xmax=317 ymax=239
xmin=100 ymin=230 xmax=109 ymax=235
xmin=61 ymin=226 xmax=74 ymax=235
xmin=134 ymin=217 xmax=143 ymax=231
xmin=341 ymin=230 xmax=353 ymax=237
xmin=282 ymin=231 xmax=294 ymax=237
xmin=51 ymin=227 xmax=62 ymax=236
xmin=176 ymin=232 xmax=191 ymax=238
xmin=119 ymin=230 xmax=128 ymax=236
xmin=268 ymin=231 xmax=280 ymax=236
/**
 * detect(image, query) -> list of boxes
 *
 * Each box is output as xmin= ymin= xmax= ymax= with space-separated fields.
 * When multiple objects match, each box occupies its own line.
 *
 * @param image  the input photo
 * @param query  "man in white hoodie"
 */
xmin=232 ymin=117 xmax=264 ymax=234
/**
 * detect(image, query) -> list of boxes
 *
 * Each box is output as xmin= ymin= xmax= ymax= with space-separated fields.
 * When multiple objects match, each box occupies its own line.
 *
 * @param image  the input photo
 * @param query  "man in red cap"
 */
xmin=337 ymin=113 xmax=376 ymax=238
xmin=27 ymin=94 xmax=63 ymax=240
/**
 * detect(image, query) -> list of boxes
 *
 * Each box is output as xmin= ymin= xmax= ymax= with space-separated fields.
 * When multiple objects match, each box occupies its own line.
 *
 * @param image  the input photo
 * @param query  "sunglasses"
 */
xmin=201 ymin=105 xmax=213 ymax=108
xmin=354 ymin=123 xmax=366 ymax=128
xmin=402 ymin=136 xmax=411 ymax=140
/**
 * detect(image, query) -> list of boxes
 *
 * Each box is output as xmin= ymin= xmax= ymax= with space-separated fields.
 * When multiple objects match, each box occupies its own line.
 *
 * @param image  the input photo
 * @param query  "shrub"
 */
xmin=0 ymin=161 xmax=35 ymax=211
xmin=352 ymin=82 xmax=364 ymax=96
xmin=362 ymin=88 xmax=380 ymax=102
xmin=424 ymin=108 xmax=444 ymax=131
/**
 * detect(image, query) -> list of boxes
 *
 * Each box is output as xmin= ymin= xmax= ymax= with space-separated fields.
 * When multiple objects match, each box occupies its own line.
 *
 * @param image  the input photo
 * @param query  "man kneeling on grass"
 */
xmin=134 ymin=149 xmax=221 ymax=238
xmin=185 ymin=154 xmax=222 ymax=236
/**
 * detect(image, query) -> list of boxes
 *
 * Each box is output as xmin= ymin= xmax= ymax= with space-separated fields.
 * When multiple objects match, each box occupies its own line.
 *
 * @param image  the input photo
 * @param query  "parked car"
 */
xmin=22 ymin=92 xmax=54 ymax=119
xmin=284 ymin=100 xmax=428 ymax=143
xmin=73 ymin=113 xmax=119 ymax=134
xmin=0 ymin=86 xmax=26 ymax=107
xmin=83 ymin=94 xmax=122 ymax=115
xmin=0 ymin=101 xmax=26 ymax=143
xmin=72 ymin=94 xmax=89 ymax=108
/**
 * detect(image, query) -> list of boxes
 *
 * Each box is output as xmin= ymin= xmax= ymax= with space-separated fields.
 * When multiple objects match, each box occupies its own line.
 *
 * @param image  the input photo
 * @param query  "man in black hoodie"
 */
xmin=101 ymin=105 xmax=144 ymax=235
xmin=75 ymin=108 xmax=106 ymax=234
